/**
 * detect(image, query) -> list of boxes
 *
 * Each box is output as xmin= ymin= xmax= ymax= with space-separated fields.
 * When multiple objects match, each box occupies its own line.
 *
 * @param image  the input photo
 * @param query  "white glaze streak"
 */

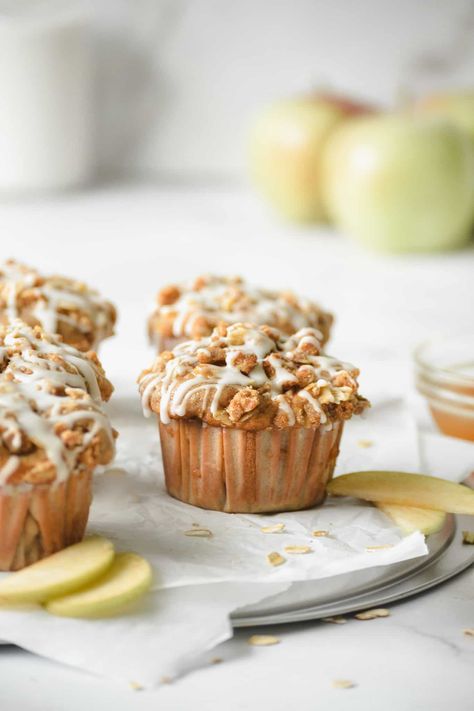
xmin=0 ymin=322 xmax=114 ymax=486
xmin=140 ymin=324 xmax=359 ymax=427
xmin=0 ymin=261 xmax=113 ymax=348
xmin=158 ymin=276 xmax=328 ymax=339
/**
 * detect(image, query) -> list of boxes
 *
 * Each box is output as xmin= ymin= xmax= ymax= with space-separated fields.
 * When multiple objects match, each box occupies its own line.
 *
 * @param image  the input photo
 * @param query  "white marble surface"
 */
xmin=0 ymin=570 xmax=472 ymax=711
xmin=0 ymin=184 xmax=473 ymax=709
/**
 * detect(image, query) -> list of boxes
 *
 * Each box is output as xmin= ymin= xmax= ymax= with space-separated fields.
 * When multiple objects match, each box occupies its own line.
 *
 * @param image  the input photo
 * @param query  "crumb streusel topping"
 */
xmin=139 ymin=322 xmax=368 ymax=430
xmin=0 ymin=260 xmax=116 ymax=351
xmin=148 ymin=275 xmax=333 ymax=346
xmin=0 ymin=322 xmax=115 ymax=488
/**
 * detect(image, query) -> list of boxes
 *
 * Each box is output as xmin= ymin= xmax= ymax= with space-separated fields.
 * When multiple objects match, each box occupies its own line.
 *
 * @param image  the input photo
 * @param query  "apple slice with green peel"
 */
xmin=45 ymin=553 xmax=152 ymax=618
xmin=375 ymin=503 xmax=447 ymax=536
xmin=327 ymin=471 xmax=474 ymax=514
xmin=0 ymin=536 xmax=115 ymax=604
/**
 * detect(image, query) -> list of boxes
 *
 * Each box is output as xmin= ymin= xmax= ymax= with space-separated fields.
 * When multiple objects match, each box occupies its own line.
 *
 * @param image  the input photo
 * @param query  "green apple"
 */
xmin=322 ymin=114 xmax=474 ymax=252
xmin=45 ymin=553 xmax=152 ymax=618
xmin=249 ymin=93 xmax=373 ymax=223
xmin=0 ymin=536 xmax=115 ymax=604
xmin=415 ymin=92 xmax=474 ymax=145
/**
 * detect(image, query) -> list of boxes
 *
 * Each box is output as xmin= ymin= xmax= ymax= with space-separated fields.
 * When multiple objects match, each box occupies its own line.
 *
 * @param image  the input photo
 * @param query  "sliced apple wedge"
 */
xmin=45 ymin=553 xmax=152 ymax=618
xmin=375 ymin=503 xmax=447 ymax=535
xmin=327 ymin=471 xmax=474 ymax=514
xmin=0 ymin=536 xmax=115 ymax=604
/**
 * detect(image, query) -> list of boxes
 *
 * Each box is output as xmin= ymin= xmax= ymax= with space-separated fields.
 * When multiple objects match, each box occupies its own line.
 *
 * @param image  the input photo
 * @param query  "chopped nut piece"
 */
xmin=267 ymin=551 xmax=286 ymax=567
xmin=184 ymin=528 xmax=212 ymax=538
xmin=332 ymin=679 xmax=356 ymax=689
xmin=160 ymin=676 xmax=172 ymax=685
xmin=210 ymin=657 xmax=223 ymax=664
xmin=197 ymin=347 xmax=226 ymax=364
xmin=260 ymin=523 xmax=286 ymax=534
xmin=312 ymin=529 xmax=329 ymax=537
xmin=227 ymin=326 xmax=246 ymax=346
xmin=366 ymin=544 xmax=394 ymax=551
xmin=322 ymin=616 xmax=348 ymax=625
xmin=462 ymin=531 xmax=474 ymax=545
xmin=129 ymin=681 xmax=143 ymax=691
xmin=232 ymin=351 xmax=257 ymax=375
xmin=248 ymin=635 xmax=280 ymax=646
xmin=463 ymin=628 xmax=474 ymax=637
xmin=227 ymin=388 xmax=260 ymax=423
xmin=355 ymin=608 xmax=390 ymax=620
xmin=157 ymin=285 xmax=180 ymax=306
xmin=284 ymin=545 xmax=312 ymax=554
xmin=357 ymin=439 xmax=374 ymax=448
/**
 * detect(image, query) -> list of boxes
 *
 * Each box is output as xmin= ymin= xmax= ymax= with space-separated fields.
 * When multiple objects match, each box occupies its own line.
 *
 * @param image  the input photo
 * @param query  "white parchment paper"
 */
xmin=0 ymin=387 xmax=434 ymax=687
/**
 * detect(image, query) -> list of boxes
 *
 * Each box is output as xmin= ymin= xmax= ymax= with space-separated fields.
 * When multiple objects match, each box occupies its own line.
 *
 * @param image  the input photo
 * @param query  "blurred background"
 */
xmin=1 ymin=0 xmax=473 ymax=433
xmin=60 ymin=0 xmax=474 ymax=179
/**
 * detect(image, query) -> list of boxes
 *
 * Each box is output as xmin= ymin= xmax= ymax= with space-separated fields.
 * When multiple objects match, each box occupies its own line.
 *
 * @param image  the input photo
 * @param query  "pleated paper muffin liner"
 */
xmin=156 ymin=335 xmax=188 ymax=353
xmin=158 ymin=419 xmax=343 ymax=513
xmin=0 ymin=470 xmax=92 ymax=571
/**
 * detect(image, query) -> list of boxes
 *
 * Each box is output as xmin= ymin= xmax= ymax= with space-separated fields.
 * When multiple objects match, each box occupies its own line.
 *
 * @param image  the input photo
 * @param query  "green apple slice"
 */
xmin=327 ymin=471 xmax=474 ymax=514
xmin=0 ymin=536 xmax=115 ymax=604
xmin=45 ymin=553 xmax=152 ymax=618
xmin=375 ymin=503 xmax=447 ymax=535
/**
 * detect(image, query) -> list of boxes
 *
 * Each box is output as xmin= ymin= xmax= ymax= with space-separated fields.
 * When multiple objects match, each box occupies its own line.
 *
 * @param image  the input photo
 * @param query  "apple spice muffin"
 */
xmin=148 ymin=275 xmax=333 ymax=351
xmin=0 ymin=259 xmax=116 ymax=352
xmin=138 ymin=322 xmax=368 ymax=513
xmin=0 ymin=323 xmax=116 ymax=571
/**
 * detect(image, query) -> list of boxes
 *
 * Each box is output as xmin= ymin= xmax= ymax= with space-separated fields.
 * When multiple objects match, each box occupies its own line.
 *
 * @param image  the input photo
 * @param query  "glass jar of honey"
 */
xmin=415 ymin=336 xmax=474 ymax=442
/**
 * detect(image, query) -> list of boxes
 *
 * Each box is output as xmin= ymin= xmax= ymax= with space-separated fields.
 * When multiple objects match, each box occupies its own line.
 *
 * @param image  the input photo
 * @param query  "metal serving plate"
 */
xmin=232 ymin=513 xmax=474 ymax=627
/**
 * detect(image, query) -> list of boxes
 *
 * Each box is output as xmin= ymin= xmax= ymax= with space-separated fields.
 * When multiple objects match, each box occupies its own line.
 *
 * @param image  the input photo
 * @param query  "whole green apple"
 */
xmin=415 ymin=92 xmax=474 ymax=145
xmin=249 ymin=94 xmax=373 ymax=223
xmin=322 ymin=115 xmax=474 ymax=252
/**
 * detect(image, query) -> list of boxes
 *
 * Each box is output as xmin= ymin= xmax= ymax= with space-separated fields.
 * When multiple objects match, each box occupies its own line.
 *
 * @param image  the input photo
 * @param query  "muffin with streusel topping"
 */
xmin=148 ymin=275 xmax=333 ymax=352
xmin=138 ymin=322 xmax=368 ymax=513
xmin=0 ymin=260 xmax=116 ymax=352
xmin=0 ymin=322 xmax=116 ymax=570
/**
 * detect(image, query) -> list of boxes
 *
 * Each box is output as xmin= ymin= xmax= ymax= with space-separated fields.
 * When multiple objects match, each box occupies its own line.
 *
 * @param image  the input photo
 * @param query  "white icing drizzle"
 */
xmin=0 ymin=260 xmax=114 ymax=349
xmin=155 ymin=276 xmax=330 ymax=339
xmin=0 ymin=322 xmax=114 ymax=487
xmin=139 ymin=323 xmax=361 ymax=427
xmin=1 ymin=322 xmax=104 ymax=402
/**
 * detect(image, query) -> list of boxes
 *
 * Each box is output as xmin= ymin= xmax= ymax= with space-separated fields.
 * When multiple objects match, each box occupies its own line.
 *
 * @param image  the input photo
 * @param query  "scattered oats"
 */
xmin=284 ymin=545 xmax=312 ymax=554
xmin=192 ymin=522 xmax=201 ymax=527
xmin=462 ymin=531 xmax=474 ymax=545
xmin=332 ymin=679 xmax=356 ymax=689
xmin=322 ymin=616 xmax=348 ymax=625
xmin=260 ymin=523 xmax=286 ymax=534
xmin=463 ymin=628 xmax=474 ymax=637
xmin=210 ymin=657 xmax=223 ymax=664
xmin=184 ymin=528 xmax=212 ymax=538
xmin=105 ymin=468 xmax=127 ymax=477
xmin=312 ymin=529 xmax=329 ymax=537
xmin=355 ymin=608 xmax=391 ymax=620
xmin=248 ymin=635 xmax=280 ymax=646
xmin=366 ymin=544 xmax=394 ymax=551
xmin=357 ymin=439 xmax=374 ymax=448
xmin=129 ymin=681 xmax=143 ymax=691
xmin=267 ymin=551 xmax=286 ymax=566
